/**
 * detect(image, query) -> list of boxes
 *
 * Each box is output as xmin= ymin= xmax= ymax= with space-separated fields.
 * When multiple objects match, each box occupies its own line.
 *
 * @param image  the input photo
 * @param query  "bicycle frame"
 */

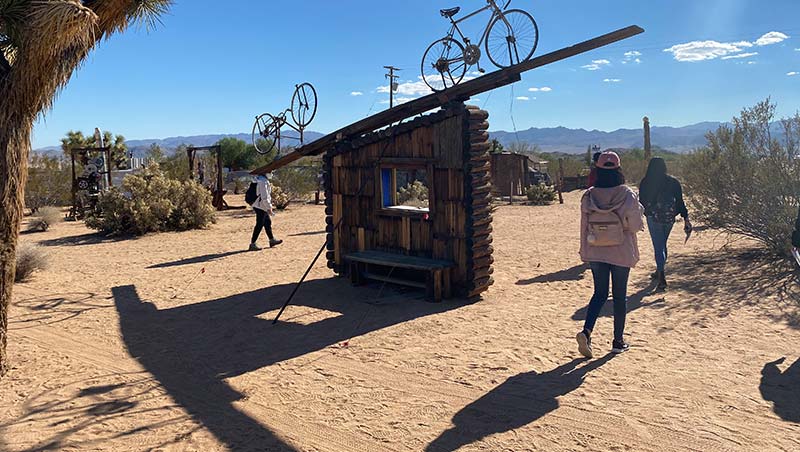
xmin=444 ymin=0 xmax=513 ymax=48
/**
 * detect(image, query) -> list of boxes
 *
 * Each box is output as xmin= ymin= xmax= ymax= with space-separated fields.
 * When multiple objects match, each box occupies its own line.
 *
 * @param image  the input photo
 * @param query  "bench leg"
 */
xmin=427 ymin=269 xmax=443 ymax=303
xmin=443 ymin=269 xmax=452 ymax=299
xmin=350 ymin=262 xmax=365 ymax=286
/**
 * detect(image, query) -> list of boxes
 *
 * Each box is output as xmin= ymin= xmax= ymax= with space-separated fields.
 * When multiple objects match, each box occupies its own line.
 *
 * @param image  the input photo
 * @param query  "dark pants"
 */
xmin=251 ymin=208 xmax=275 ymax=243
xmin=583 ymin=261 xmax=630 ymax=342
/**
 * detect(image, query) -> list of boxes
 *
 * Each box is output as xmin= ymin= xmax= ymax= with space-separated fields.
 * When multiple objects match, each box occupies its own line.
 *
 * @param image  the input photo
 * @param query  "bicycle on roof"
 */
xmin=421 ymin=0 xmax=539 ymax=92
xmin=252 ymin=82 xmax=318 ymax=155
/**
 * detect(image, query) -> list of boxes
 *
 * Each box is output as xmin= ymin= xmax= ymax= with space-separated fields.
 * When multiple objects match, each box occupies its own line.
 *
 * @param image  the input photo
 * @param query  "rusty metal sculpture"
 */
xmin=252 ymin=82 xmax=318 ymax=155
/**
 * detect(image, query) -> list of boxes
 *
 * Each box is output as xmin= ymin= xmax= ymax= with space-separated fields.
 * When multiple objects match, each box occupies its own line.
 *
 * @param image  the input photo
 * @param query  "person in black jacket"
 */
xmin=639 ymin=158 xmax=691 ymax=291
xmin=793 ymin=206 xmax=800 ymax=248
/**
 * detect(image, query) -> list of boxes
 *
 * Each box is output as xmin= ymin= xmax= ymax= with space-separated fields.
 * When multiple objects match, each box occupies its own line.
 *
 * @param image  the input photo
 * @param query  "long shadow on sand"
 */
xmin=113 ymin=279 xmax=475 ymax=451
xmin=760 ymin=357 xmax=800 ymax=423
xmin=425 ymin=355 xmax=613 ymax=452
xmin=516 ymin=263 xmax=589 ymax=285
xmin=37 ymin=231 xmax=130 ymax=247
xmin=146 ymin=250 xmax=249 ymax=269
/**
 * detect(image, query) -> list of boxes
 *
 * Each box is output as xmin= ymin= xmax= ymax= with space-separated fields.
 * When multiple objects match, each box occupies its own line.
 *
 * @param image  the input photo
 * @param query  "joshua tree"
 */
xmin=0 ymin=0 xmax=172 ymax=377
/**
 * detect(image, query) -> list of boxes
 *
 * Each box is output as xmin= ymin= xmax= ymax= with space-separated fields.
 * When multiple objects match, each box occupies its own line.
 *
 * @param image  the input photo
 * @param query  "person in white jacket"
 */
xmin=249 ymin=174 xmax=282 ymax=251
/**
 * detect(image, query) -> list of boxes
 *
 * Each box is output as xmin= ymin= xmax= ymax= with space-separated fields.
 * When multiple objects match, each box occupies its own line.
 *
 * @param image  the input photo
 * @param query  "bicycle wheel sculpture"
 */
xmin=252 ymin=113 xmax=280 ymax=155
xmin=291 ymin=83 xmax=318 ymax=128
xmin=486 ymin=9 xmax=538 ymax=68
xmin=252 ymin=82 xmax=318 ymax=155
xmin=421 ymin=38 xmax=468 ymax=92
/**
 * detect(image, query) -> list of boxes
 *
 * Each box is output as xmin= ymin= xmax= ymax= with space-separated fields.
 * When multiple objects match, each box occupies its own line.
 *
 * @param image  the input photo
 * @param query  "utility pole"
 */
xmin=384 ymin=66 xmax=401 ymax=108
xmin=643 ymin=116 xmax=652 ymax=161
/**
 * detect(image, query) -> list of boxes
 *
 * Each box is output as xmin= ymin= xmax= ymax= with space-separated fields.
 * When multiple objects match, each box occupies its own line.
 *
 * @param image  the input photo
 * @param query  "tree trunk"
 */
xmin=0 ymin=122 xmax=32 ymax=377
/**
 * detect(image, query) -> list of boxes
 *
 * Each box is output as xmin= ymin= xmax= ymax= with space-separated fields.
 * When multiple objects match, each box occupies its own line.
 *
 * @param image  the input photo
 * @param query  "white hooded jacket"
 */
xmin=253 ymin=175 xmax=273 ymax=212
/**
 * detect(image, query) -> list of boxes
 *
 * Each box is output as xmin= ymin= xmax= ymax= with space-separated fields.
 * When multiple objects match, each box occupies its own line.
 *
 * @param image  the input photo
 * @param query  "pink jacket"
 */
xmin=579 ymin=185 xmax=644 ymax=268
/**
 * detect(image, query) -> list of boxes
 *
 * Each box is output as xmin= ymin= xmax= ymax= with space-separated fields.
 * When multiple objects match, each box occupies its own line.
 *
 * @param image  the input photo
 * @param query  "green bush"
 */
xmin=85 ymin=165 xmax=216 ymax=235
xmin=25 ymin=153 xmax=71 ymax=213
xmin=397 ymin=180 xmax=429 ymax=207
xmin=271 ymin=184 xmax=291 ymax=210
xmin=273 ymin=160 xmax=322 ymax=201
xmin=526 ymin=184 xmax=557 ymax=205
xmin=682 ymin=100 xmax=800 ymax=256
xmin=15 ymin=242 xmax=48 ymax=283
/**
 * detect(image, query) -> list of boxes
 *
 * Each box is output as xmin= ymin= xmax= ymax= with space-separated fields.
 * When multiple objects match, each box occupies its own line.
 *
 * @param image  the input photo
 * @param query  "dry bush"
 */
xmin=273 ymin=161 xmax=322 ymax=201
xmin=15 ymin=243 xmax=49 ymax=283
xmin=397 ymin=180 xmax=429 ymax=207
xmin=28 ymin=206 xmax=62 ymax=232
xmin=271 ymin=185 xmax=291 ymax=210
xmin=25 ymin=153 xmax=71 ymax=213
xmin=683 ymin=100 xmax=800 ymax=256
xmin=85 ymin=165 xmax=216 ymax=235
xmin=526 ymin=184 xmax=557 ymax=205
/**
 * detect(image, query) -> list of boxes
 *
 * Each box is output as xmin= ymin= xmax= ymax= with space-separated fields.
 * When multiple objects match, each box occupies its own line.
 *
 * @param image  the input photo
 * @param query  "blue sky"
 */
xmin=31 ymin=0 xmax=800 ymax=148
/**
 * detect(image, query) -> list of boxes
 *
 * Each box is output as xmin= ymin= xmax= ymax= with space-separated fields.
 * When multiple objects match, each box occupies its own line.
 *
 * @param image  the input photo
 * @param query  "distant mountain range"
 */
xmin=35 ymin=121 xmax=738 ymax=156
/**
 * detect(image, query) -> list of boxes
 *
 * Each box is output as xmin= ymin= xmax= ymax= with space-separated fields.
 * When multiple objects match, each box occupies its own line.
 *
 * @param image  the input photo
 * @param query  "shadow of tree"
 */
xmin=425 ymin=355 xmax=613 ymax=452
xmin=516 ymin=263 xmax=589 ymax=285
xmin=37 ymin=231 xmax=131 ymax=247
xmin=112 ymin=279 xmax=475 ymax=451
xmin=10 ymin=292 xmax=112 ymax=330
xmin=146 ymin=250 xmax=249 ymax=269
xmin=760 ymin=357 xmax=800 ymax=423
xmin=664 ymin=248 xmax=800 ymax=328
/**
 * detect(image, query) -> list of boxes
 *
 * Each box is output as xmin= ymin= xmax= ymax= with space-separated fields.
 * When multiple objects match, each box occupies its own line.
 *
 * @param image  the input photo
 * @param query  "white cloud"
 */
xmin=721 ymin=52 xmax=758 ymax=60
xmin=582 ymin=59 xmax=610 ymax=71
xmin=528 ymin=86 xmax=552 ymax=92
xmin=516 ymin=96 xmax=530 ymax=101
xmin=635 ymin=58 xmax=642 ymax=64
xmin=622 ymin=51 xmax=642 ymax=64
xmin=788 ymin=72 xmax=799 ymax=76
xmin=664 ymin=40 xmax=753 ymax=62
xmin=603 ymin=78 xmax=622 ymax=83
xmin=755 ymin=31 xmax=789 ymax=46
xmin=624 ymin=51 xmax=642 ymax=58
xmin=795 ymin=48 xmax=800 ymax=51
xmin=747 ymin=61 xmax=757 ymax=65
xmin=350 ymin=91 xmax=363 ymax=96
xmin=378 ymin=75 xmax=477 ymax=98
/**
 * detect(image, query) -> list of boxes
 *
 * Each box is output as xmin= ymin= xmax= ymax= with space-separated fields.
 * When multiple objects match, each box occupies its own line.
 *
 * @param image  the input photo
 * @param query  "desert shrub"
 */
xmin=234 ymin=177 xmax=249 ymax=194
xmin=271 ymin=184 xmax=291 ymax=210
xmin=25 ymin=153 xmax=71 ymax=213
xmin=272 ymin=160 xmax=322 ymax=201
xmin=15 ymin=242 xmax=48 ymax=283
xmin=28 ymin=206 xmax=62 ymax=232
xmin=85 ymin=165 xmax=216 ymax=235
xmin=682 ymin=100 xmax=800 ymax=256
xmin=526 ymin=184 xmax=557 ymax=205
xmin=397 ymin=180 xmax=429 ymax=207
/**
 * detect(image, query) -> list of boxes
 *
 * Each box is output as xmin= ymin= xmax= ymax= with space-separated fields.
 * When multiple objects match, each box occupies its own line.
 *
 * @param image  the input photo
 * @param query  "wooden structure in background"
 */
xmin=643 ymin=116 xmax=652 ymax=161
xmin=324 ymin=103 xmax=494 ymax=300
xmin=187 ymin=145 xmax=244 ymax=211
xmin=491 ymin=152 xmax=533 ymax=197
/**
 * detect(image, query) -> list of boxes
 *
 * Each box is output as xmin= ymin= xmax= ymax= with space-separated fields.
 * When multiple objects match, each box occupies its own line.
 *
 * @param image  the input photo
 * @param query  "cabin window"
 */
xmin=380 ymin=166 xmax=430 ymax=213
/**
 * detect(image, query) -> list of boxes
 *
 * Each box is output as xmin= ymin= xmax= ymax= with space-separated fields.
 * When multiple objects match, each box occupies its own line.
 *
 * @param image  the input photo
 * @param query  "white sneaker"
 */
xmin=576 ymin=331 xmax=593 ymax=358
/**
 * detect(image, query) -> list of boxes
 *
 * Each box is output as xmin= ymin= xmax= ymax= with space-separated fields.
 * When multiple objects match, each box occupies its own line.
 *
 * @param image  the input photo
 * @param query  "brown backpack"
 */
xmin=587 ymin=206 xmax=625 ymax=247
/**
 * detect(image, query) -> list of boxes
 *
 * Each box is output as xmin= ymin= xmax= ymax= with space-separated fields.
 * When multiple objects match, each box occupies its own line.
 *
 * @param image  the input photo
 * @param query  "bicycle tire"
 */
xmin=485 ymin=9 xmax=539 ymax=68
xmin=252 ymin=113 xmax=280 ymax=155
xmin=421 ymin=37 xmax=467 ymax=92
xmin=291 ymin=82 xmax=318 ymax=128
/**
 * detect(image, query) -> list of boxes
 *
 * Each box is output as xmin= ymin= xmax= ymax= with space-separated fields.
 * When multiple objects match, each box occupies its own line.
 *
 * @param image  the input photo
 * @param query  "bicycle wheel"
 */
xmin=291 ymin=82 xmax=318 ymax=128
xmin=421 ymin=37 xmax=467 ymax=92
xmin=252 ymin=113 xmax=280 ymax=155
xmin=485 ymin=9 xmax=539 ymax=68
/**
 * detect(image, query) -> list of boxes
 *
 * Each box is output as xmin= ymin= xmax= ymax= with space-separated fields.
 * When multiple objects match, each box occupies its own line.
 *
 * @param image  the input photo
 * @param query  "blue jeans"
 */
xmin=583 ymin=262 xmax=630 ymax=342
xmin=647 ymin=216 xmax=674 ymax=272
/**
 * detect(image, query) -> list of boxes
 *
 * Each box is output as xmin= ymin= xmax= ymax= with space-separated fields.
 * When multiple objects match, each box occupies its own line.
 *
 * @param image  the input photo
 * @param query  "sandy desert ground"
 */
xmin=1 ymin=191 xmax=799 ymax=452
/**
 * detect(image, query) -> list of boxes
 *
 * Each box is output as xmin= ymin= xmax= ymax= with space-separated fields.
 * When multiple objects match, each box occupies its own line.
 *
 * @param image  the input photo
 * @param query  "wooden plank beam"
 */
xmin=252 ymin=25 xmax=644 ymax=175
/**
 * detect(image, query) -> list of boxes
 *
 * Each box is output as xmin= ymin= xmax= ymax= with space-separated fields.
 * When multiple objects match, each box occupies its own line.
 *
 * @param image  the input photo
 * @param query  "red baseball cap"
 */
xmin=597 ymin=151 xmax=621 ymax=169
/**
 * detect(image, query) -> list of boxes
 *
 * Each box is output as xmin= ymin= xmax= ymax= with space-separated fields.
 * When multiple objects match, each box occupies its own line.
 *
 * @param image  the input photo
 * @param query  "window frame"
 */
xmin=375 ymin=158 xmax=435 ymax=218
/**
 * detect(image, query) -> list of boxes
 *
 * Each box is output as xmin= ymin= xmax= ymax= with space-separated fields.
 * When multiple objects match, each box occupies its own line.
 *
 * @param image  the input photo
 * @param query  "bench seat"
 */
xmin=344 ymin=251 xmax=456 ymax=302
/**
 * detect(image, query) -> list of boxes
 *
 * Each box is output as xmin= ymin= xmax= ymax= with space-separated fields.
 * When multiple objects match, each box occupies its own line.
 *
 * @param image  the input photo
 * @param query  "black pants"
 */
xmin=251 ymin=208 xmax=275 ymax=243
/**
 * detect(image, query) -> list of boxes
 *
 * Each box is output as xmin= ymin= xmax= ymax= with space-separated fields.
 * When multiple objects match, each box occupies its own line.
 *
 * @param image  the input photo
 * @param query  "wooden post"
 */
xmin=643 ymin=116 xmax=652 ymax=161
xmin=187 ymin=147 xmax=195 ymax=181
xmin=557 ymin=158 xmax=565 ymax=204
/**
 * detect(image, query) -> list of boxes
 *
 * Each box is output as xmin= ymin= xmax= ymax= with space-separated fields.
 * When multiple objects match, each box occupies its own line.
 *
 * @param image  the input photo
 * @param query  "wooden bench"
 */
xmin=344 ymin=251 xmax=456 ymax=302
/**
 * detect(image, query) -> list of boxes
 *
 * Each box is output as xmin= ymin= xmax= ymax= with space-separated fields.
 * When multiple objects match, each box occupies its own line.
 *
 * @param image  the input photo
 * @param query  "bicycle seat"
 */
xmin=440 ymin=7 xmax=461 ymax=18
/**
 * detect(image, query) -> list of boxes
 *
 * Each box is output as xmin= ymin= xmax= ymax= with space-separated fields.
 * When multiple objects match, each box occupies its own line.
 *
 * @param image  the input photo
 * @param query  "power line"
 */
xmin=384 ymin=65 xmax=401 ymax=108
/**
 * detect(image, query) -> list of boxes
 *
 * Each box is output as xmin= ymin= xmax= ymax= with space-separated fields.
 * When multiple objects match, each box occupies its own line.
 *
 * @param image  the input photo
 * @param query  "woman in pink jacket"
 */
xmin=576 ymin=152 xmax=644 ymax=358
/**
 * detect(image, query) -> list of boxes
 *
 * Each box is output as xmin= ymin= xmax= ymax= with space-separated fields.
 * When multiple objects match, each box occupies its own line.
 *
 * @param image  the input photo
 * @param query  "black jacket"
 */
xmin=639 ymin=175 xmax=688 ymax=220
xmin=793 ymin=206 xmax=800 ymax=247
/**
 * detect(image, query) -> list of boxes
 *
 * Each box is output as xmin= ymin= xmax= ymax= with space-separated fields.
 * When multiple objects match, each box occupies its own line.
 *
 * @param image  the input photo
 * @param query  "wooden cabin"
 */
xmin=491 ymin=152 xmax=553 ymax=197
xmin=321 ymin=102 xmax=494 ymax=301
